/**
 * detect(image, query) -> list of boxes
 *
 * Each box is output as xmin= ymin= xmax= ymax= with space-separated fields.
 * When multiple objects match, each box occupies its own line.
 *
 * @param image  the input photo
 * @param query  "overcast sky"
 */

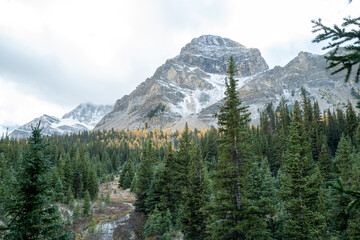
xmin=0 ymin=0 xmax=359 ymax=133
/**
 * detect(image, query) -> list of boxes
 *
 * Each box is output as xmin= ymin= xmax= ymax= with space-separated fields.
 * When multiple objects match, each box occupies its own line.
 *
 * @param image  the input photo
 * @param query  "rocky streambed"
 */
xmin=94 ymin=202 xmax=135 ymax=240
xmin=71 ymin=178 xmax=144 ymax=240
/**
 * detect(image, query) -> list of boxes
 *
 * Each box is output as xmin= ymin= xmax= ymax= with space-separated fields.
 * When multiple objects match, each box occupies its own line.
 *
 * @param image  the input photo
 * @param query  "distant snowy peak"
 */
xmin=62 ymin=102 xmax=113 ymax=126
xmin=9 ymin=103 xmax=112 ymax=139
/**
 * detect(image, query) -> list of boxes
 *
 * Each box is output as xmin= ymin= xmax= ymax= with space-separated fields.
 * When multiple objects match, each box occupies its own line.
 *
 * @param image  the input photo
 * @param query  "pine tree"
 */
xmin=145 ymin=163 xmax=166 ymax=214
xmin=318 ymin=144 xmax=333 ymax=183
xmin=312 ymin=15 xmax=360 ymax=83
xmin=86 ymin=165 xmax=98 ymax=200
xmin=240 ymin=157 xmax=277 ymax=239
xmin=82 ymin=190 xmax=91 ymax=218
xmin=2 ymin=123 xmax=72 ymax=240
xmin=159 ymin=144 xmax=178 ymax=214
xmin=119 ymin=159 xmax=135 ymax=189
xmin=345 ymin=101 xmax=358 ymax=141
xmin=54 ymin=178 xmax=64 ymax=203
xmin=64 ymin=186 xmax=73 ymax=205
xmin=209 ymin=56 xmax=251 ymax=239
xmin=143 ymin=206 xmax=163 ymax=237
xmin=181 ymin=145 xmax=209 ymax=240
xmin=135 ymin=138 xmax=154 ymax=212
xmin=105 ymin=191 xmax=111 ymax=205
xmin=279 ymin=119 xmax=325 ymax=239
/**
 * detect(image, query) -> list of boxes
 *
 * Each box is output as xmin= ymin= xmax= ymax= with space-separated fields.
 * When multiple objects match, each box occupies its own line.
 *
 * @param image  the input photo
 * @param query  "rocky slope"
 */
xmin=95 ymin=35 xmax=268 ymax=131
xmin=199 ymin=51 xmax=358 ymax=126
xmin=96 ymin=35 xmax=359 ymax=131
xmin=10 ymin=103 xmax=112 ymax=139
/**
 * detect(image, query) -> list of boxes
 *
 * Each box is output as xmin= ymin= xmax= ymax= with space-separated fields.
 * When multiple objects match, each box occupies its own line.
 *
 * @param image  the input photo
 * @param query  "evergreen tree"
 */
xmin=181 ymin=146 xmax=208 ymax=240
xmin=209 ymin=56 xmax=251 ymax=239
xmin=159 ymin=144 xmax=178 ymax=214
xmin=64 ymin=186 xmax=73 ymax=205
xmin=312 ymin=15 xmax=360 ymax=83
xmin=119 ymin=159 xmax=135 ymax=189
xmin=1 ymin=124 xmax=71 ymax=240
xmin=143 ymin=206 xmax=163 ymax=237
xmin=326 ymin=110 xmax=340 ymax=156
xmin=54 ymin=178 xmax=64 ymax=203
xmin=279 ymin=120 xmax=325 ymax=239
xmin=105 ymin=192 xmax=111 ymax=205
xmin=318 ymin=144 xmax=333 ymax=183
xmin=145 ymin=163 xmax=166 ymax=214
xmin=345 ymin=101 xmax=358 ymax=141
xmin=135 ymin=138 xmax=154 ymax=212
xmin=241 ymin=157 xmax=277 ymax=239
xmin=82 ymin=190 xmax=91 ymax=218
xmin=86 ymin=165 xmax=98 ymax=200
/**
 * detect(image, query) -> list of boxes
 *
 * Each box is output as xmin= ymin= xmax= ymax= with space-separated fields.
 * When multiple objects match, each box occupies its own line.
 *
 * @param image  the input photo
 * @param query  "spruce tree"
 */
xmin=2 ymin=123 xmax=71 ymax=240
xmin=54 ymin=178 xmax=64 ymax=203
xmin=135 ymin=138 xmax=154 ymax=212
xmin=279 ymin=119 xmax=325 ymax=239
xmin=181 ymin=145 xmax=209 ymax=240
xmin=83 ymin=190 xmax=91 ymax=218
xmin=331 ymin=135 xmax=356 ymax=237
xmin=119 ymin=159 xmax=135 ymax=189
xmin=209 ymin=56 xmax=251 ymax=239
xmin=145 ymin=163 xmax=166 ymax=214
xmin=345 ymin=101 xmax=358 ymax=141
xmin=318 ymin=144 xmax=333 ymax=183
xmin=159 ymin=144 xmax=178 ymax=214
xmin=241 ymin=157 xmax=277 ymax=239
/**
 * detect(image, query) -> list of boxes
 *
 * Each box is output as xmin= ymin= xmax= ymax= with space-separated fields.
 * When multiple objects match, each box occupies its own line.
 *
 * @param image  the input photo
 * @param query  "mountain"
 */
xmin=95 ymin=35 xmax=358 ymax=131
xmin=95 ymin=35 xmax=268 ymax=130
xmin=9 ymin=103 xmax=112 ymax=139
xmin=198 ymin=51 xmax=358 ymax=126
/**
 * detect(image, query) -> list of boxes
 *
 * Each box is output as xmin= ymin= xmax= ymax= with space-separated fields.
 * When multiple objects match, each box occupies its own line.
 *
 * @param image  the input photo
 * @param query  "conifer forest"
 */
xmin=0 ymin=55 xmax=359 ymax=239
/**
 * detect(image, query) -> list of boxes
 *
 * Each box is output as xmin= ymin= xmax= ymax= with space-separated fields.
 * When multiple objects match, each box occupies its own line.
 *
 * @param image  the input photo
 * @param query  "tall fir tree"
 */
xmin=135 ymin=138 xmax=154 ymax=212
xmin=1 ymin=123 xmax=72 ymax=240
xmin=345 ymin=101 xmax=358 ymax=142
xmin=118 ymin=159 xmax=135 ymax=190
xmin=240 ymin=157 xmax=278 ymax=239
xmin=279 ymin=117 xmax=325 ymax=239
xmin=181 ymin=144 xmax=209 ymax=240
xmin=208 ymin=56 xmax=251 ymax=239
xmin=318 ymin=144 xmax=333 ymax=183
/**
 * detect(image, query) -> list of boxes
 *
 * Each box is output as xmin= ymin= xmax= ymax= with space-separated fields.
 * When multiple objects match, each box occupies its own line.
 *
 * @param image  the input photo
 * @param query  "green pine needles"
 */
xmin=1 ymin=123 xmax=72 ymax=240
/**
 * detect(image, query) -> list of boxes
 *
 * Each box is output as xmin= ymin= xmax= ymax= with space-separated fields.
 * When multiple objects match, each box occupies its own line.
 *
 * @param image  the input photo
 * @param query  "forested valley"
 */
xmin=0 ymin=57 xmax=359 ymax=239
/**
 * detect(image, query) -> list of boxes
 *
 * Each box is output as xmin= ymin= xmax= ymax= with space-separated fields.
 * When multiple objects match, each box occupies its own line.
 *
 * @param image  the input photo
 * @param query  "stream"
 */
xmin=95 ymin=202 xmax=135 ymax=240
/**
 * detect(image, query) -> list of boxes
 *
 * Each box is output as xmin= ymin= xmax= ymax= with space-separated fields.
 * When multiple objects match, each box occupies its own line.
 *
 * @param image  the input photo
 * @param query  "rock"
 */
xmin=95 ymin=35 xmax=268 ymax=131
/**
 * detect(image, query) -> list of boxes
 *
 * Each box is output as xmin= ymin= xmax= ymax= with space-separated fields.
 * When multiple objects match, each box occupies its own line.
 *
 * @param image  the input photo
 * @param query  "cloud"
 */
xmin=0 ymin=0 xmax=359 ymax=126
xmin=0 ymin=76 xmax=71 ymax=128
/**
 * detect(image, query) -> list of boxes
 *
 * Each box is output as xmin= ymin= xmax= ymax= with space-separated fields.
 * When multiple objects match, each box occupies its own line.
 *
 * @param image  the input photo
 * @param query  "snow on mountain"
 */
xmin=95 ymin=35 xmax=269 ymax=131
xmin=9 ymin=103 xmax=112 ymax=139
xmin=95 ymin=35 xmax=358 ymax=131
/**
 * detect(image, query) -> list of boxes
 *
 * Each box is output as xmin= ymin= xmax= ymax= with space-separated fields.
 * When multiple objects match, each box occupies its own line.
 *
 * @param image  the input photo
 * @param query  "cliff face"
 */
xmin=95 ymin=35 xmax=268 ymax=130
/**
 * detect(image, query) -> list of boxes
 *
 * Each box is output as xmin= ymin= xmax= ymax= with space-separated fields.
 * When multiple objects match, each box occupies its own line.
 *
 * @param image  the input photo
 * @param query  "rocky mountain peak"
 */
xmin=62 ymin=102 xmax=112 ymax=126
xmin=10 ymin=103 xmax=112 ymax=139
xmin=284 ymin=51 xmax=324 ymax=73
xmin=173 ymin=35 xmax=269 ymax=76
xmin=180 ymin=35 xmax=245 ymax=57
xmin=95 ymin=35 xmax=270 ymax=131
